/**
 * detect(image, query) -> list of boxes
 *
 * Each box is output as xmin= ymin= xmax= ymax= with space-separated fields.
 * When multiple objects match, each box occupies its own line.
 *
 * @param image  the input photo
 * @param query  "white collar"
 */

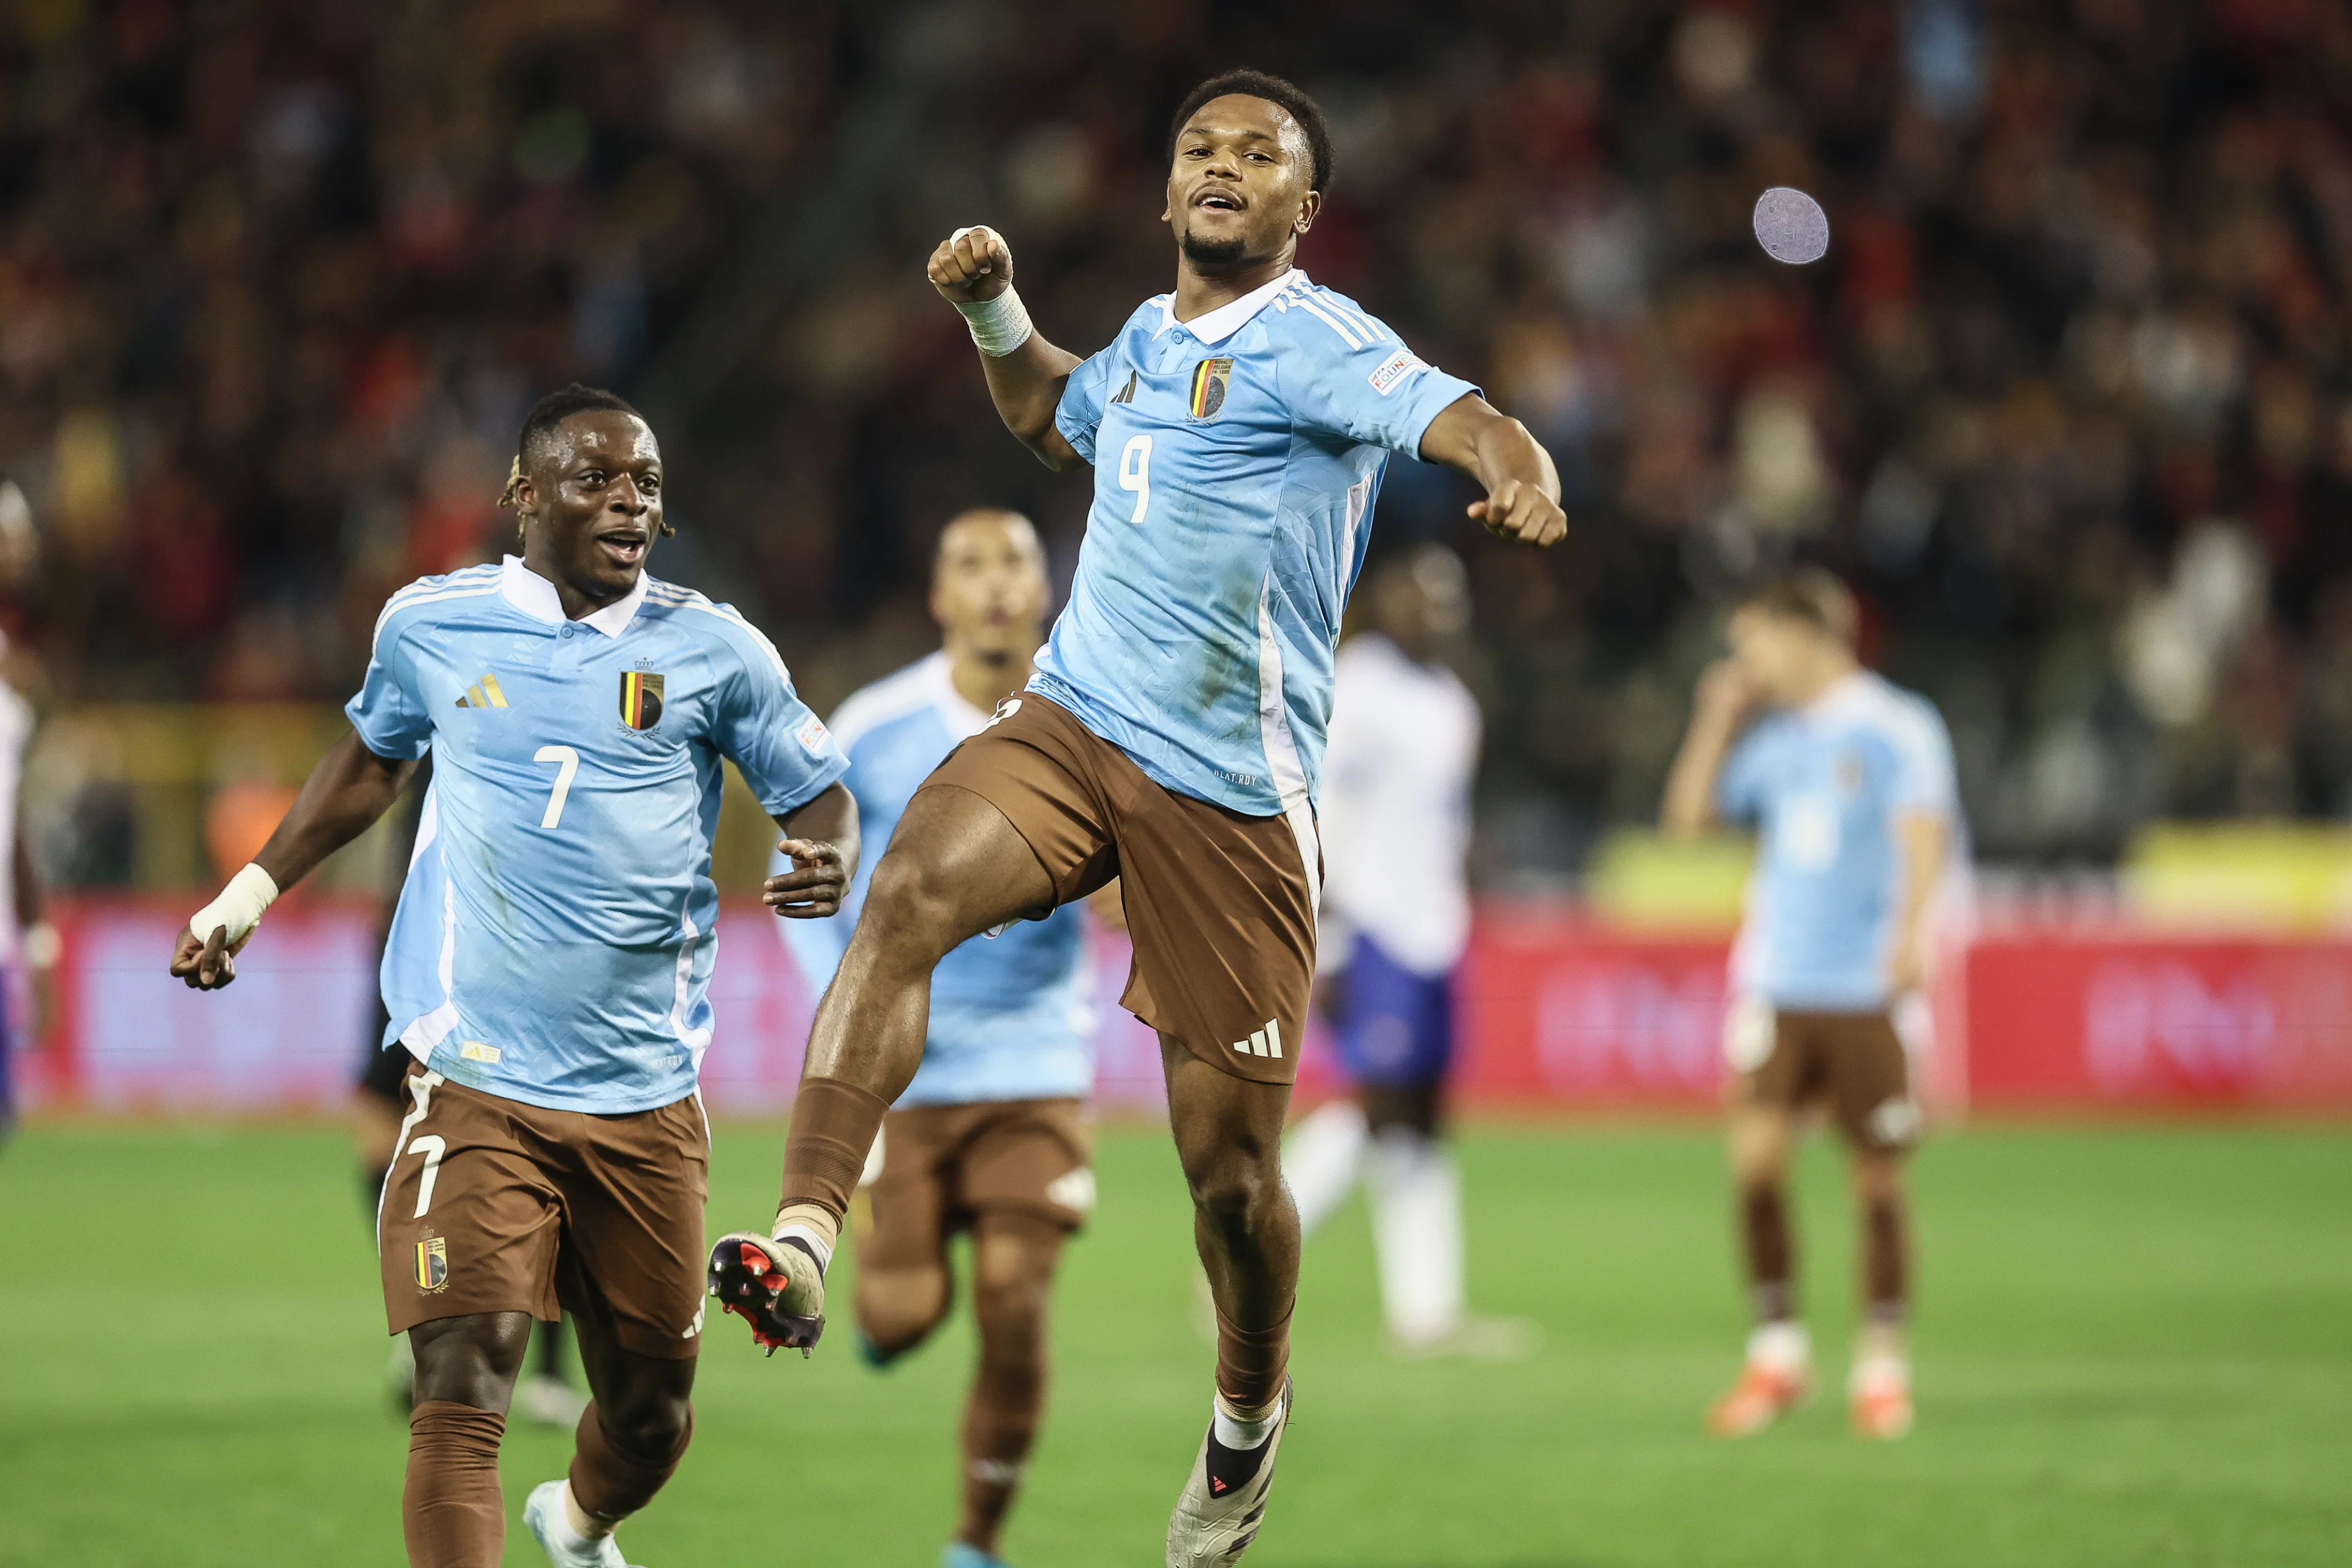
xmin=924 ymin=649 xmax=1009 ymax=741
xmin=1800 ymin=669 xmax=1874 ymax=723
xmin=1156 ymin=268 xmax=1300 ymax=345
xmin=499 ymin=554 xmax=648 ymax=638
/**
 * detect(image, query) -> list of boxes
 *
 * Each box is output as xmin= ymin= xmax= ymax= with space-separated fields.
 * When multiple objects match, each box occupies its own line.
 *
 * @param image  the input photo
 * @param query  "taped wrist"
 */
xmin=189 ymin=863 xmax=279 ymax=945
xmin=776 ymin=1077 xmax=889 ymax=1264
xmin=954 ymin=288 xmax=1034 ymax=357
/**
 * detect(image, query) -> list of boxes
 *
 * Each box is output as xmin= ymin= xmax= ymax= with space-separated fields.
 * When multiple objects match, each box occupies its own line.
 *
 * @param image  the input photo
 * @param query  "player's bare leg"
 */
xmin=1163 ymin=1038 xmax=1298 ymax=1567
xmin=405 ymin=1311 xmax=532 ymax=1567
xmin=1847 ymin=1145 xmax=1914 ymax=1438
xmin=524 ymin=1311 xmax=696 ymax=1567
xmin=710 ymin=786 xmax=1055 ymax=1350
xmin=1709 ymin=1103 xmax=1811 ymax=1437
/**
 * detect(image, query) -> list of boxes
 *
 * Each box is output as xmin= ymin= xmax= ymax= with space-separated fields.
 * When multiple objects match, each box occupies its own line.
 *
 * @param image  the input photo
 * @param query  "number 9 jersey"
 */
xmin=347 ymin=556 xmax=849 ymax=1114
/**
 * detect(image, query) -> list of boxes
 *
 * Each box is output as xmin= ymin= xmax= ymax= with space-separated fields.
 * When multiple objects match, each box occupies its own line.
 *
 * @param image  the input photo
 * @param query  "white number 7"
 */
xmin=407 ymin=1135 xmax=447 ymax=1218
xmin=534 ymin=745 xmax=579 ymax=829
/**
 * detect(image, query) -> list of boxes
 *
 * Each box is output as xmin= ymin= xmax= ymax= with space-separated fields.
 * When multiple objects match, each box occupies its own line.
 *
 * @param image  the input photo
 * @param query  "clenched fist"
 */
xmin=1468 ymin=478 xmax=1567 ymax=547
xmin=928 ymin=225 xmax=1014 ymax=305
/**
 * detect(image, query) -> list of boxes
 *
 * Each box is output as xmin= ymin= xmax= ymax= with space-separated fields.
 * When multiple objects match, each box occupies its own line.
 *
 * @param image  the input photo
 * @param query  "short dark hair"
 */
xmin=517 ymin=382 xmax=643 ymax=470
xmin=1736 ymin=567 xmax=1858 ymax=646
xmin=1167 ymin=70 xmax=1334 ymax=195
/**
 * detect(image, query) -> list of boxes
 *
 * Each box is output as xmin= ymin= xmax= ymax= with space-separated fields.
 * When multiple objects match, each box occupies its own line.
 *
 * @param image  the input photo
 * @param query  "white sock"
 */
xmin=1281 ymin=1099 xmax=1369 ymax=1239
xmin=1212 ymin=1393 xmax=1280 ymax=1450
xmin=1747 ymin=1319 xmax=1812 ymax=1373
xmin=1364 ymin=1126 xmax=1464 ymax=1344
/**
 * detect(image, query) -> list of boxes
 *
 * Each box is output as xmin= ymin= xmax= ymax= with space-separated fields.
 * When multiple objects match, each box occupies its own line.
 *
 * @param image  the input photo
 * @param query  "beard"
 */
xmin=1179 ymin=227 xmax=1249 ymax=267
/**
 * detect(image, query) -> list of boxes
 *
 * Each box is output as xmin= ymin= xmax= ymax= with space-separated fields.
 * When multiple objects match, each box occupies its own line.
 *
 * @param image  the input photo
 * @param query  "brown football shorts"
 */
xmin=858 ymin=1097 xmax=1095 ymax=1272
xmin=377 ymin=1062 xmax=710 ymax=1359
xmin=918 ymin=692 xmax=1319 ymax=1087
xmin=1728 ymin=1000 xmax=1921 ymax=1151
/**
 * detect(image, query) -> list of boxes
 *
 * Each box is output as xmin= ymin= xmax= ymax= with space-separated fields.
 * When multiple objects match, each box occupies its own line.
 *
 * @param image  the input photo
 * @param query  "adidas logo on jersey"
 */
xmin=1110 ymin=368 xmax=1137 ymax=404
xmin=454 ymin=672 xmax=510 ymax=709
xmin=1232 ymin=1018 xmax=1284 ymax=1060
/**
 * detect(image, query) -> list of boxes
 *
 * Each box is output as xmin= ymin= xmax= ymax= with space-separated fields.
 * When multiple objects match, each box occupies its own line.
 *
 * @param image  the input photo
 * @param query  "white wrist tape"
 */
xmin=189 ymin=863 xmax=279 ymax=946
xmin=954 ymin=287 xmax=1033 ymax=357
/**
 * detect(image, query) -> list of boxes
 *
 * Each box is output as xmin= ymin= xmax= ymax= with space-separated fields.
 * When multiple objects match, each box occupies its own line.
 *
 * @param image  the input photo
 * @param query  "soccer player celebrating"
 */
xmin=776 ymin=508 xmax=1099 ymax=1568
xmin=708 ymin=70 xmax=1564 ymax=1566
xmin=1661 ymin=568 xmax=1958 ymax=1442
xmin=170 ymin=383 xmax=859 ymax=1568
xmin=1283 ymin=543 xmax=1535 ymax=1360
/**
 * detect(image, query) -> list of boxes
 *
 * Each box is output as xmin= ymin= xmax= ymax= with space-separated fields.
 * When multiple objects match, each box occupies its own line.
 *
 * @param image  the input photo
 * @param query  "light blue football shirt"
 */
xmin=1717 ymin=671 xmax=1959 ymax=1012
xmin=775 ymin=652 xmax=1094 ymax=1107
xmin=1036 ymin=268 xmax=1477 ymax=823
xmin=348 ymin=556 xmax=850 ymax=1114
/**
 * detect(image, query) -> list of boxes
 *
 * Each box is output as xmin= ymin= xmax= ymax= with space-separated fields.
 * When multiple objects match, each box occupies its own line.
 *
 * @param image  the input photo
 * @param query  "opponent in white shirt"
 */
xmin=1281 ymin=545 xmax=1534 ymax=1359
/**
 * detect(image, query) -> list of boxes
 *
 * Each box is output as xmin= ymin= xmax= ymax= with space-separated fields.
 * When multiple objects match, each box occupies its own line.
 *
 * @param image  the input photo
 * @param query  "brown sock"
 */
xmin=1740 ymin=1180 xmax=1795 ymax=1321
xmin=1213 ymin=1296 xmax=1294 ymax=1414
xmin=404 ymin=1400 xmax=506 ymax=1568
xmin=778 ymin=1077 xmax=891 ymax=1230
xmin=1862 ymin=1193 xmax=1908 ymax=1317
xmin=958 ymin=1212 xmax=1065 ymax=1554
xmin=568 ymin=1401 xmax=693 ymax=1524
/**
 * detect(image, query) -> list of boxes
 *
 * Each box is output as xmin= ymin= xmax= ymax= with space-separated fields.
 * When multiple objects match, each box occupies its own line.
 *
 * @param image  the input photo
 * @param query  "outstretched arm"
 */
xmin=170 ymin=730 xmax=417 ymax=989
xmin=927 ymin=226 xmax=1087 ymax=472
xmin=1418 ymin=393 xmax=1567 ymax=547
xmin=765 ymin=781 xmax=859 ymax=919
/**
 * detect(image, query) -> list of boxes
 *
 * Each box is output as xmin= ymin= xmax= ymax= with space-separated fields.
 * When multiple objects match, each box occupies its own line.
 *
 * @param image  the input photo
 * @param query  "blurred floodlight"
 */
xmin=1753 ymin=187 xmax=1830 ymax=265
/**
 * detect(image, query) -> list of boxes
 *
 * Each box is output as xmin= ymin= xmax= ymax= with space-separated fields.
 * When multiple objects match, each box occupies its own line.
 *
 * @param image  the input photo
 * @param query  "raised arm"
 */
xmin=1662 ymin=661 xmax=1757 ymax=837
xmin=764 ymin=780 xmax=859 ymax=920
xmin=170 ymin=730 xmax=418 ymax=989
xmin=927 ymin=226 xmax=1088 ymax=472
xmin=1417 ymin=393 xmax=1567 ymax=548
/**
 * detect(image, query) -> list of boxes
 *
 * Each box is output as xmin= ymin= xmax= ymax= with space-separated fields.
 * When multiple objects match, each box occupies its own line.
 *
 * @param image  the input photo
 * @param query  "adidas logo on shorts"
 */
xmin=1232 ymin=1019 xmax=1284 ymax=1060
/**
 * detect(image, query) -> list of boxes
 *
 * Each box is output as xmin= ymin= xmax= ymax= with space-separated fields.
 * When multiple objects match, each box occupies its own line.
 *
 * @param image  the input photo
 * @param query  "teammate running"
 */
xmin=1283 ymin=543 xmax=1534 ymax=1360
xmin=777 ymin=508 xmax=1098 ymax=1568
xmin=170 ymin=383 xmax=858 ymax=1568
xmin=1661 ymin=567 xmax=1956 ymax=1442
xmin=707 ymin=70 xmax=1564 ymax=1566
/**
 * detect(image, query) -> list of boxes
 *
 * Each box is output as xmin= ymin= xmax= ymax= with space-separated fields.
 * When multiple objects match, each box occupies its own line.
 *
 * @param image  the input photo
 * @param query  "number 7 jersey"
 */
xmin=1035 ymin=267 xmax=1477 ymax=819
xmin=346 ymin=555 xmax=849 ymax=1113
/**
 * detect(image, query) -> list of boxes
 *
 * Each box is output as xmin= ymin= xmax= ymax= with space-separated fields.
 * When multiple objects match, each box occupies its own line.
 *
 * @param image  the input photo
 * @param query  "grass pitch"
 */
xmin=1 ymin=1120 xmax=2345 ymax=1566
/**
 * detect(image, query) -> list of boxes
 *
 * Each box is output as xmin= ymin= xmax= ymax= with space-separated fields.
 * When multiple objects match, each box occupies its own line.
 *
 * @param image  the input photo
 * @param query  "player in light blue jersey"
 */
xmin=775 ymin=510 xmax=1099 ymax=1568
xmin=708 ymin=70 xmax=1565 ymax=1568
xmin=1664 ymin=568 xmax=1958 ymax=1445
xmin=171 ymin=384 xmax=859 ymax=1568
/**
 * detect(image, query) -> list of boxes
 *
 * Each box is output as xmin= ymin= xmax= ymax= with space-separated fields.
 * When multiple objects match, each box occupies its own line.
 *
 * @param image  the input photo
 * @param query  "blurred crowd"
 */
xmin=5 ymin=0 xmax=2352 ymax=888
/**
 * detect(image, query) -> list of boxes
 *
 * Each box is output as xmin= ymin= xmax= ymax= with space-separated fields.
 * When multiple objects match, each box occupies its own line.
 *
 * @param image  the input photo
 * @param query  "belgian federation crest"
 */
xmin=1188 ymin=357 xmax=1234 ymax=421
xmin=619 ymin=670 xmax=666 ymax=730
xmin=415 ymin=1236 xmax=448 ymax=1292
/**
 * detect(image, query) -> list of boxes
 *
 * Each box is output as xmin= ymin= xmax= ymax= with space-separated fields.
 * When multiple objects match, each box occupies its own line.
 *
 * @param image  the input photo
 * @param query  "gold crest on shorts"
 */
xmin=415 ymin=1235 xmax=449 ymax=1292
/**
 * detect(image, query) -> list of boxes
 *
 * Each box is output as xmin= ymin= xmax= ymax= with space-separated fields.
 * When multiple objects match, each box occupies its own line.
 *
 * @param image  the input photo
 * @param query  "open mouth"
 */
xmin=595 ymin=530 xmax=648 ymax=568
xmin=1194 ymin=188 xmax=1245 ymax=213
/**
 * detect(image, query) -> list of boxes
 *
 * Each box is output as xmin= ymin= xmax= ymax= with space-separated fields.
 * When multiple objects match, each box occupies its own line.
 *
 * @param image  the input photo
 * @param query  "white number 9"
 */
xmin=1118 ymin=434 xmax=1152 ymax=525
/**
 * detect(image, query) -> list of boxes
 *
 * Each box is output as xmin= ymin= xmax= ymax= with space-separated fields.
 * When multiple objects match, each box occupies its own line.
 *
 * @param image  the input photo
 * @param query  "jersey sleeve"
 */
xmin=1888 ymin=701 xmax=1959 ymax=817
xmin=1278 ymin=304 xmax=1479 ymax=456
xmin=344 ymin=625 xmax=435 ymax=761
xmin=709 ymin=628 xmax=850 ymax=815
xmin=1053 ymin=344 xmax=1118 ymax=465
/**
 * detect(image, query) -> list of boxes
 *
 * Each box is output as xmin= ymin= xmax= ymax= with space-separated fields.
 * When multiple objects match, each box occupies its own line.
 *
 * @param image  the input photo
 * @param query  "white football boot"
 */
xmin=1166 ymin=1379 xmax=1293 ymax=1567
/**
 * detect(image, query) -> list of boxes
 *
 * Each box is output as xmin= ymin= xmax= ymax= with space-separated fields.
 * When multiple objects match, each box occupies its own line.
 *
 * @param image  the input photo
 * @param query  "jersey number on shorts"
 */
xmin=1117 ymin=434 xmax=1153 ymax=524
xmin=405 ymin=1134 xmax=448 ymax=1218
xmin=534 ymin=744 xmax=580 ymax=829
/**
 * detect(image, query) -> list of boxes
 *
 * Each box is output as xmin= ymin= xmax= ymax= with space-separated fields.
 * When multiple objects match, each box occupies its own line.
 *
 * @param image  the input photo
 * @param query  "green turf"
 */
xmin=1 ymin=1121 xmax=2346 ymax=1566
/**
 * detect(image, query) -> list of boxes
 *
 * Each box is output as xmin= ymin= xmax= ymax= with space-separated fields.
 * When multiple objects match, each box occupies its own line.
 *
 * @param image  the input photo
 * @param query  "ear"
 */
xmin=1294 ymin=188 xmax=1321 ymax=238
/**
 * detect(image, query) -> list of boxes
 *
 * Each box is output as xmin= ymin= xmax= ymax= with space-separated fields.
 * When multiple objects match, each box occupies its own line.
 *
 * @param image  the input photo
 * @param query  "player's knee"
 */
xmin=1185 ymin=1149 xmax=1284 ymax=1232
xmin=862 ymin=851 xmax=971 ymax=962
xmin=409 ymin=1311 xmax=533 ymax=1408
xmin=600 ymin=1390 xmax=692 ymax=1462
xmin=971 ymin=1230 xmax=1055 ymax=1340
xmin=857 ymin=1264 xmax=951 ymax=1354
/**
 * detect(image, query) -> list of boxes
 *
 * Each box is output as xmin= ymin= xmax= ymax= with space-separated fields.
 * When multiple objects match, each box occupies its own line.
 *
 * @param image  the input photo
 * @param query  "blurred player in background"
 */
xmin=0 ymin=624 xmax=53 ymax=1147
xmin=777 ymin=508 xmax=1099 ymax=1568
xmin=1662 ymin=567 xmax=1957 ymax=1442
xmin=1282 ymin=543 xmax=1534 ymax=1360
xmin=171 ymin=384 xmax=859 ymax=1568
xmin=354 ymin=755 xmax=586 ymax=1426
xmin=707 ymin=69 xmax=1564 ymax=1568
